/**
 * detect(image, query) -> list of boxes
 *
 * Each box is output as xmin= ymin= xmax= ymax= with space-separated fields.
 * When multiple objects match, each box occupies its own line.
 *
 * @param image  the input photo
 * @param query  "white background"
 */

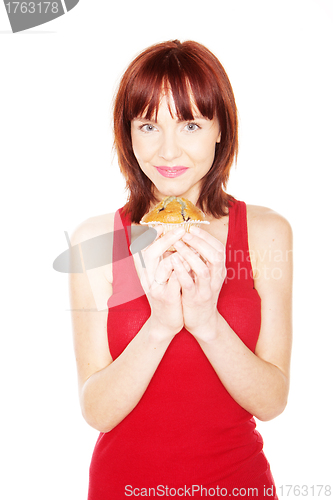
xmin=1 ymin=0 xmax=332 ymax=498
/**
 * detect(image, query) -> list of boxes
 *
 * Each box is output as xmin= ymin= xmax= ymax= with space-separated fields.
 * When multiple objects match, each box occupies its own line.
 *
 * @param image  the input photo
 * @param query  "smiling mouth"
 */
xmin=154 ymin=166 xmax=189 ymax=178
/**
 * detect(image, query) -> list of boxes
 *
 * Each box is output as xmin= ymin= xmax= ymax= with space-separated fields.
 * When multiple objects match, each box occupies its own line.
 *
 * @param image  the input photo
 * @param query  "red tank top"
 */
xmin=88 ymin=199 xmax=278 ymax=499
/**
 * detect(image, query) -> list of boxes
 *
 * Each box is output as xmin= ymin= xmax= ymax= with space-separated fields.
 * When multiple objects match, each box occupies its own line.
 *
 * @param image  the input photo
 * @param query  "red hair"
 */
xmin=113 ymin=40 xmax=238 ymax=223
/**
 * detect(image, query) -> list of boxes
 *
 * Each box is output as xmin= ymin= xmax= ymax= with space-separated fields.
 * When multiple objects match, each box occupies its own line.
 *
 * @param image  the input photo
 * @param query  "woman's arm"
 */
xmin=172 ymin=207 xmax=293 ymax=421
xmin=69 ymin=217 xmax=186 ymax=433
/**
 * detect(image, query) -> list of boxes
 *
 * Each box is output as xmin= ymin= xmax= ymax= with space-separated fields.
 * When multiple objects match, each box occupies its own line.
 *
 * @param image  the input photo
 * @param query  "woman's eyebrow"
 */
xmin=132 ymin=115 xmax=209 ymax=123
xmin=176 ymin=115 xmax=209 ymax=122
xmin=191 ymin=115 xmax=209 ymax=120
xmin=133 ymin=117 xmax=158 ymax=123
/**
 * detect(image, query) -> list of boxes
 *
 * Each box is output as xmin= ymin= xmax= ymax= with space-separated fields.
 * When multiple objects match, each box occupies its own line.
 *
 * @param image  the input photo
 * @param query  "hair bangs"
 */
xmin=126 ymin=49 xmax=218 ymax=123
xmin=168 ymin=53 xmax=218 ymax=121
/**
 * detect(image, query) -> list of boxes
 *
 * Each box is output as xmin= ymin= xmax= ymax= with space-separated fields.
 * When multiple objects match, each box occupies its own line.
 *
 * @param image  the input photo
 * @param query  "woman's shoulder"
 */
xmin=245 ymin=204 xmax=293 ymax=262
xmin=246 ymin=204 xmax=292 ymax=237
xmin=69 ymin=212 xmax=116 ymax=304
xmin=70 ymin=212 xmax=115 ymax=246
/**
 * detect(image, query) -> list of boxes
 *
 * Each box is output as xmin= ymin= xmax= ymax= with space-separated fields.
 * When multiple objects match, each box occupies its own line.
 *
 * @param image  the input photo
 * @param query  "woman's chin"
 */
xmin=154 ymin=186 xmax=196 ymax=203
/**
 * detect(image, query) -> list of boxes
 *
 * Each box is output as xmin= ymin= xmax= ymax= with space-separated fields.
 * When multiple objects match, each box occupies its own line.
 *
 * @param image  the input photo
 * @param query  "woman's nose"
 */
xmin=158 ymin=131 xmax=182 ymax=161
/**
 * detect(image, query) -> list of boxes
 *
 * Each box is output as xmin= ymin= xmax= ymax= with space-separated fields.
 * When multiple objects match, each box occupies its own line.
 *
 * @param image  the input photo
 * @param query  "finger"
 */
xmin=152 ymin=253 xmax=176 ymax=288
xmin=181 ymin=230 xmax=225 ymax=268
xmin=139 ymin=251 xmax=171 ymax=291
xmin=189 ymin=226 xmax=225 ymax=251
xmin=144 ymin=227 xmax=186 ymax=260
xmin=152 ymin=225 xmax=165 ymax=240
xmin=171 ymin=253 xmax=196 ymax=293
xmin=175 ymin=238 xmax=225 ymax=291
xmin=166 ymin=269 xmax=181 ymax=297
xmin=136 ymin=225 xmax=163 ymax=269
xmin=178 ymin=253 xmax=191 ymax=273
xmin=165 ymin=251 xmax=191 ymax=273
xmin=173 ymin=240 xmax=211 ymax=278
xmin=173 ymin=240 xmax=213 ymax=293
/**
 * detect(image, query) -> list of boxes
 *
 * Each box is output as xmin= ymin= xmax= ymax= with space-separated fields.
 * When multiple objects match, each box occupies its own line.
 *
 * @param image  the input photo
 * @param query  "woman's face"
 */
xmin=131 ymin=93 xmax=221 ymax=205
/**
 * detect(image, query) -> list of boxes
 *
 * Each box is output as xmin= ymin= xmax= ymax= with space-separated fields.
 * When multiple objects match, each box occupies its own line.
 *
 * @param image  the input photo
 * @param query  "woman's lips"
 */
xmin=154 ymin=166 xmax=189 ymax=178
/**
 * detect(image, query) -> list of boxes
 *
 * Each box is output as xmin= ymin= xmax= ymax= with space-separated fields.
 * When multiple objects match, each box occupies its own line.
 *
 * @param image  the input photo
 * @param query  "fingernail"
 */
xmin=172 ymin=253 xmax=181 ymax=264
xmin=173 ymin=227 xmax=185 ymax=235
xmin=190 ymin=226 xmax=200 ymax=234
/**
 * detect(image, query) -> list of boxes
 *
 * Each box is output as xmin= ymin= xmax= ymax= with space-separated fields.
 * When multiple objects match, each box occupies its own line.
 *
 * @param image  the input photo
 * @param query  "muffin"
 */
xmin=140 ymin=196 xmax=209 ymax=240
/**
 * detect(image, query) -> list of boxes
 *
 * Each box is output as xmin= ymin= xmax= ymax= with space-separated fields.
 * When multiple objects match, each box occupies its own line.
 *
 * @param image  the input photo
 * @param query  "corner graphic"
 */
xmin=3 ymin=0 xmax=80 ymax=33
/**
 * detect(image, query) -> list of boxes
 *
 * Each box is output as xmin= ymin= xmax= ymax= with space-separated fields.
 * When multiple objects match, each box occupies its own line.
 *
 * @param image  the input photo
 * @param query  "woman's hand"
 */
xmin=135 ymin=226 xmax=187 ymax=340
xmin=171 ymin=226 xmax=226 ymax=340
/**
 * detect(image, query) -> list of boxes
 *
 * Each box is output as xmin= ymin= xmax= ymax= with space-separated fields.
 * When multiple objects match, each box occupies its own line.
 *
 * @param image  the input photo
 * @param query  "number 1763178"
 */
xmin=279 ymin=485 xmax=331 ymax=497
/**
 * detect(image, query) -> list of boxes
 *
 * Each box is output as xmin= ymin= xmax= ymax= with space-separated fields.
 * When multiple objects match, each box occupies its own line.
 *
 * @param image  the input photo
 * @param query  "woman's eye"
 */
xmin=185 ymin=122 xmax=200 ymax=132
xmin=140 ymin=124 xmax=156 ymax=132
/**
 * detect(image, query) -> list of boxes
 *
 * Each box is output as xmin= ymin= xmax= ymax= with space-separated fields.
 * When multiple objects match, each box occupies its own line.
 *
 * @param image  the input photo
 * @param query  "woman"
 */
xmin=69 ymin=40 xmax=292 ymax=499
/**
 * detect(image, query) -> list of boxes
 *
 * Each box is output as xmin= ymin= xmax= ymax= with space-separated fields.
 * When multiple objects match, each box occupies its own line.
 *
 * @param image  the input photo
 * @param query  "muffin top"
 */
xmin=141 ymin=196 xmax=205 ymax=224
